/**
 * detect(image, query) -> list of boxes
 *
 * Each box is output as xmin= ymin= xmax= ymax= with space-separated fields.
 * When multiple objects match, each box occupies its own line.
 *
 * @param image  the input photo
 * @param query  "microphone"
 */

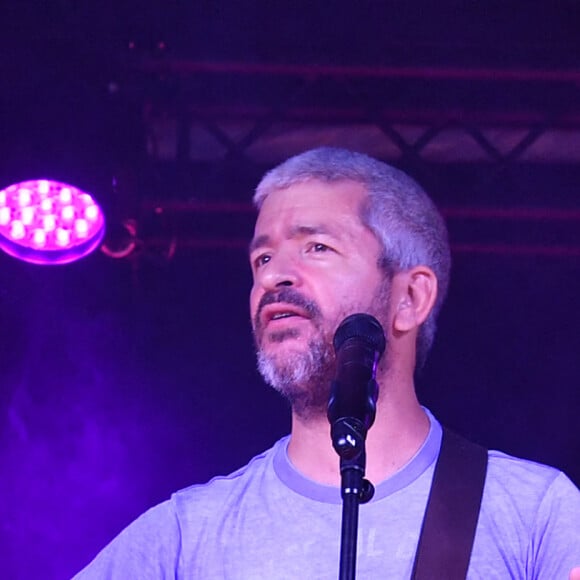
xmin=327 ymin=313 xmax=386 ymax=460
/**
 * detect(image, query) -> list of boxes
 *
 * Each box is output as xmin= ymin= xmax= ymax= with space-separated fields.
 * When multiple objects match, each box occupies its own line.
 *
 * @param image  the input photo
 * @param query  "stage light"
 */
xmin=0 ymin=179 xmax=105 ymax=265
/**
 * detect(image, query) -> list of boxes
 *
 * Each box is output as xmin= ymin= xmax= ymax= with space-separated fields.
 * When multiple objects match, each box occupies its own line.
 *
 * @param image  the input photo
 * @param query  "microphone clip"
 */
xmin=331 ymin=416 xmax=376 ymax=504
xmin=330 ymin=417 xmax=366 ymax=461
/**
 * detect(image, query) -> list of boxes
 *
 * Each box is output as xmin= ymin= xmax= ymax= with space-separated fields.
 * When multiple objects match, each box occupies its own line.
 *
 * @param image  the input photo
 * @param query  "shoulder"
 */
xmin=473 ymin=450 xmax=580 ymax=577
xmin=486 ymin=450 xmax=567 ymax=490
xmin=482 ymin=449 xmax=580 ymax=527
xmin=486 ymin=449 xmax=578 ymax=497
xmin=72 ymin=501 xmax=181 ymax=578
xmin=73 ymin=438 xmax=287 ymax=577
xmin=171 ymin=437 xmax=286 ymax=520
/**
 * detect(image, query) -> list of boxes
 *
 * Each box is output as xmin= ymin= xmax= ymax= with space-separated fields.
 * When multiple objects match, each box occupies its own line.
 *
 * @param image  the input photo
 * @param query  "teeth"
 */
xmin=272 ymin=312 xmax=295 ymax=320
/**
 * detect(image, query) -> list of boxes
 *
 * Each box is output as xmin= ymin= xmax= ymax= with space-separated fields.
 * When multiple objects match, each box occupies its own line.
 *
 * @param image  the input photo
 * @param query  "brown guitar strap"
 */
xmin=411 ymin=428 xmax=488 ymax=580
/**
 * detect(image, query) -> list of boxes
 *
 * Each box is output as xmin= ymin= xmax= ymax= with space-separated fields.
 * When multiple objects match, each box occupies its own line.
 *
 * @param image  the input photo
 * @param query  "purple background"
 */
xmin=0 ymin=246 xmax=578 ymax=579
xmin=0 ymin=2 xmax=579 ymax=578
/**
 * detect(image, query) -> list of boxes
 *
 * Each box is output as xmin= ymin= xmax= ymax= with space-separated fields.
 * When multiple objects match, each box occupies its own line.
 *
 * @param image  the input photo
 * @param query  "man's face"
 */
xmin=249 ymin=179 xmax=390 ymax=419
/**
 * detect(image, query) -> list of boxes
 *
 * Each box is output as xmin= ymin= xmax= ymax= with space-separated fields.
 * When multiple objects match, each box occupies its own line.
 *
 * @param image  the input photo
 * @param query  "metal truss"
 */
xmin=101 ymin=59 xmax=580 ymax=260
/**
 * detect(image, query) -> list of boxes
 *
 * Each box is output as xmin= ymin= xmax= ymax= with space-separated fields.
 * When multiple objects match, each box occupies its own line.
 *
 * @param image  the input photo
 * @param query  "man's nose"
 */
xmin=258 ymin=253 xmax=301 ymax=290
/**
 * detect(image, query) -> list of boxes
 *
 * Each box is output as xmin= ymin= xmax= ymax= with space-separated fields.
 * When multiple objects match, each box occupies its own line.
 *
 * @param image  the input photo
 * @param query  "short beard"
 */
xmin=257 ymin=331 xmax=335 ymax=420
xmin=254 ymin=277 xmax=392 ymax=420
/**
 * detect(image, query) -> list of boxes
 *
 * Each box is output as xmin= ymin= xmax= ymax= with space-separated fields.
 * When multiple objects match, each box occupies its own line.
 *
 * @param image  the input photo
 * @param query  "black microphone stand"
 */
xmin=331 ymin=414 xmax=375 ymax=580
xmin=328 ymin=313 xmax=385 ymax=580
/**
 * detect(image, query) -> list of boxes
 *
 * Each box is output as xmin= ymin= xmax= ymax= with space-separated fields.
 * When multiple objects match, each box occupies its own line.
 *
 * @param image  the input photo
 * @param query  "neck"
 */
xmin=286 ymin=373 xmax=429 ymax=486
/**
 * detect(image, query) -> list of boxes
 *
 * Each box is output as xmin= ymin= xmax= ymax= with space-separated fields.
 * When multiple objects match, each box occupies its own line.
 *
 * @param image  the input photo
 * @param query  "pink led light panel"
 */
xmin=0 ymin=179 xmax=105 ymax=264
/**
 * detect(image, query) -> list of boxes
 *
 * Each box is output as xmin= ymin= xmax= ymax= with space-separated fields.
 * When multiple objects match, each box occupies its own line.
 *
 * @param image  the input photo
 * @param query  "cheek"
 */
xmin=324 ymin=278 xmax=384 ymax=320
xmin=249 ymin=285 xmax=261 ymax=320
xmin=314 ymin=289 xmax=354 ymax=326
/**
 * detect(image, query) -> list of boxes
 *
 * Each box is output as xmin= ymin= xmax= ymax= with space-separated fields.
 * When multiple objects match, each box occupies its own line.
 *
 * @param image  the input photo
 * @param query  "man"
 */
xmin=75 ymin=148 xmax=580 ymax=578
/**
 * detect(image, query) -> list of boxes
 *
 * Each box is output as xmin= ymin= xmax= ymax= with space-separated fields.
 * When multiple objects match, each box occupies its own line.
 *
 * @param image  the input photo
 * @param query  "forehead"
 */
xmin=254 ymin=179 xmax=368 ymax=234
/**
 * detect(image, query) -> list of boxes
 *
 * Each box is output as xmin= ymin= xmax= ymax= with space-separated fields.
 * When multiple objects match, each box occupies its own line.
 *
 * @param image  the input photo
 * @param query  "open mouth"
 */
xmin=260 ymin=304 xmax=310 ymax=328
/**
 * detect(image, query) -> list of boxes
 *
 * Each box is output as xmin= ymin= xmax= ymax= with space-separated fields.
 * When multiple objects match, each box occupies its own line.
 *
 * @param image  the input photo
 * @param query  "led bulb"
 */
xmin=61 ymin=206 xmax=75 ymax=221
xmin=38 ymin=180 xmax=50 ymax=195
xmin=85 ymin=205 xmax=99 ymax=221
xmin=21 ymin=207 xmax=35 ymax=226
xmin=18 ymin=189 xmax=31 ymax=207
xmin=32 ymin=229 xmax=47 ymax=247
xmin=43 ymin=215 xmax=56 ymax=231
xmin=55 ymin=228 xmax=71 ymax=247
xmin=10 ymin=221 xmax=25 ymax=240
xmin=74 ymin=219 xmax=89 ymax=238
xmin=0 ymin=207 xmax=11 ymax=226
xmin=59 ymin=188 xmax=72 ymax=204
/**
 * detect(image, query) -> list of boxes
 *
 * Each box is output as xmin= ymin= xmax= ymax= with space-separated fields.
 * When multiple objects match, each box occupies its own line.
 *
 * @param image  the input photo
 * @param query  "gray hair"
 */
xmin=253 ymin=147 xmax=451 ymax=369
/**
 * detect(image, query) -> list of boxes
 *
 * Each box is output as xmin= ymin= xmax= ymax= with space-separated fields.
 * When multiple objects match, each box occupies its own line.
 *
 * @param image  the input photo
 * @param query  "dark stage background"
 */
xmin=0 ymin=2 xmax=579 ymax=579
xmin=1 ymin=218 xmax=578 ymax=580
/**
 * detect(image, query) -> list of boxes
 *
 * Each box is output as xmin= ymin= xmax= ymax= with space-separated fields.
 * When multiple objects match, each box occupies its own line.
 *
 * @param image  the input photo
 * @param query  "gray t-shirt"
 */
xmin=74 ymin=412 xmax=580 ymax=578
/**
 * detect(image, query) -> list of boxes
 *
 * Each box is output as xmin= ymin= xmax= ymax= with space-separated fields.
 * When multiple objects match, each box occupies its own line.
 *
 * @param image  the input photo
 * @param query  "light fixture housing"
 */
xmin=0 ymin=179 xmax=105 ymax=265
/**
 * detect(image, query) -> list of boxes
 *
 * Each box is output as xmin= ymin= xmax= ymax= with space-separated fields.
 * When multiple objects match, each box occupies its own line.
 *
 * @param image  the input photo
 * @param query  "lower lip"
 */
xmin=261 ymin=316 xmax=311 ymax=335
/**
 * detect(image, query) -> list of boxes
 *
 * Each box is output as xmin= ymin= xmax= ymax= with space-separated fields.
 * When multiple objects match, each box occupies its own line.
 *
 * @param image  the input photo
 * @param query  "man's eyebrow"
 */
xmin=249 ymin=225 xmax=335 ymax=254
xmin=289 ymin=224 xmax=332 ymax=238
xmin=248 ymin=234 xmax=270 ymax=254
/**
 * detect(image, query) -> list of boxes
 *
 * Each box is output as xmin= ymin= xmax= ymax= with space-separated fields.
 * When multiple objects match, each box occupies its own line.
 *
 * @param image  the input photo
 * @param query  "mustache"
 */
xmin=255 ymin=287 xmax=322 ymax=329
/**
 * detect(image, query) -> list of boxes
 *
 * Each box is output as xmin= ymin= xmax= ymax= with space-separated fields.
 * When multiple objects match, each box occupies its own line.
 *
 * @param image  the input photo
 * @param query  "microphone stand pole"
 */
xmin=331 ymin=417 xmax=374 ymax=580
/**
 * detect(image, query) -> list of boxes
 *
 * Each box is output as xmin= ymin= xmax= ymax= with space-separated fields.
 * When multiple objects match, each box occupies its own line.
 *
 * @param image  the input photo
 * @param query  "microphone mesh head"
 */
xmin=333 ymin=313 xmax=386 ymax=355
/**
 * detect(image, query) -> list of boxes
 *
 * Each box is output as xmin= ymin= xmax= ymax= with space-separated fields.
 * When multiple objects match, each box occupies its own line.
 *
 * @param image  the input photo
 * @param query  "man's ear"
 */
xmin=392 ymin=266 xmax=438 ymax=333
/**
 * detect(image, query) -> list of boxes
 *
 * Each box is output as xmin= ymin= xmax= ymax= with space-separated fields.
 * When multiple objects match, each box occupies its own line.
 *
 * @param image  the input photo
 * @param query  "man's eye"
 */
xmin=309 ymin=242 xmax=331 ymax=253
xmin=254 ymin=254 xmax=271 ymax=268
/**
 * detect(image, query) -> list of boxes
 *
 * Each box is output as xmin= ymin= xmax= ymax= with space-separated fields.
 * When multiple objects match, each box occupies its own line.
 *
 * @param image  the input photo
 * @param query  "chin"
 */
xmin=257 ymin=331 xmax=335 ymax=402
